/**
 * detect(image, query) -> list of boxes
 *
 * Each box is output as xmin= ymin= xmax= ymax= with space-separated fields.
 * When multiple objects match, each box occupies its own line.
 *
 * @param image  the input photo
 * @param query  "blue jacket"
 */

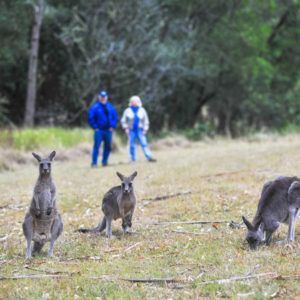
xmin=88 ymin=101 xmax=118 ymax=130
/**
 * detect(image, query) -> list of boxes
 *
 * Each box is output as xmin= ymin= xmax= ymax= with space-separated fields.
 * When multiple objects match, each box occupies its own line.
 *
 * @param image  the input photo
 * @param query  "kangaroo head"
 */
xmin=242 ymin=216 xmax=263 ymax=250
xmin=32 ymin=151 xmax=56 ymax=176
xmin=116 ymin=171 xmax=138 ymax=194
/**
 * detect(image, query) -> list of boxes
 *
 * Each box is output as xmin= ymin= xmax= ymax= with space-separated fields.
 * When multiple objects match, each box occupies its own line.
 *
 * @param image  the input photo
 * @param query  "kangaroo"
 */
xmin=242 ymin=176 xmax=300 ymax=250
xmin=22 ymin=151 xmax=63 ymax=258
xmin=78 ymin=171 xmax=137 ymax=238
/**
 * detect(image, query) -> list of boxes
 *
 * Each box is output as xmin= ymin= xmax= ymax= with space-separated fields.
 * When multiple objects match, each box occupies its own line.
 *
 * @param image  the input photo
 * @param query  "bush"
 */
xmin=183 ymin=122 xmax=215 ymax=141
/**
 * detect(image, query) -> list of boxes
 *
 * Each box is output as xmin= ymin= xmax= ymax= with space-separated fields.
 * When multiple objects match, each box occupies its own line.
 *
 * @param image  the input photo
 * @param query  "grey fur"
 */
xmin=242 ymin=176 xmax=300 ymax=250
xmin=22 ymin=151 xmax=63 ymax=259
xmin=78 ymin=171 xmax=137 ymax=238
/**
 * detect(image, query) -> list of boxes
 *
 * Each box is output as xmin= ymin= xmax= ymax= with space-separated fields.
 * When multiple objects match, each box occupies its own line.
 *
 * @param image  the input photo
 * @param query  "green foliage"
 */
xmin=0 ymin=0 xmax=299 ymax=135
xmin=183 ymin=122 xmax=215 ymax=141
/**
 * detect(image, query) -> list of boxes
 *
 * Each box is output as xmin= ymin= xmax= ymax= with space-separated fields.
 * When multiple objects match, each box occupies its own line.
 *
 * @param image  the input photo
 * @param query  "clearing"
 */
xmin=1 ymin=135 xmax=300 ymax=299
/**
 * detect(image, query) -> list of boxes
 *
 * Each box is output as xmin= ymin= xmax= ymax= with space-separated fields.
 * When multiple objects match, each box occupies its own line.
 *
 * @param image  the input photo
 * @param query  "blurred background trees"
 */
xmin=0 ymin=0 xmax=299 ymax=136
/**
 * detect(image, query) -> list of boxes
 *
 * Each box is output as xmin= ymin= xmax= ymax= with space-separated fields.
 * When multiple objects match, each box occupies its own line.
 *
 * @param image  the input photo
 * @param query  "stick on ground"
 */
xmin=121 ymin=277 xmax=181 ymax=283
xmin=152 ymin=220 xmax=230 ymax=226
xmin=142 ymin=191 xmax=192 ymax=202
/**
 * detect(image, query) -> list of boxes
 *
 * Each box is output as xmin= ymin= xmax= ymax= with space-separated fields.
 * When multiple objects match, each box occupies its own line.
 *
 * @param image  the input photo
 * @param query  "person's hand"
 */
xmin=125 ymin=128 xmax=129 ymax=135
xmin=109 ymin=128 xmax=113 ymax=132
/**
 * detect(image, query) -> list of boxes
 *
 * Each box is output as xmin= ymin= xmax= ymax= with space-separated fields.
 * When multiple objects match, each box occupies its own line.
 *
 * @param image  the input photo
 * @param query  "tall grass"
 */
xmin=0 ymin=127 xmax=93 ymax=150
xmin=278 ymin=123 xmax=300 ymax=135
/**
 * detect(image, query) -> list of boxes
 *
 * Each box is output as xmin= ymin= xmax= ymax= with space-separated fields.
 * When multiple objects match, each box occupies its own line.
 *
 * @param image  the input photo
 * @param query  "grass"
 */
xmin=0 ymin=127 xmax=93 ymax=150
xmin=1 ymin=134 xmax=300 ymax=298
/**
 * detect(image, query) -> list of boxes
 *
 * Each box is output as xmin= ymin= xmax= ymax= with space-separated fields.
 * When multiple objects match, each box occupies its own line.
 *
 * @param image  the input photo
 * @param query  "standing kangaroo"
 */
xmin=78 ymin=171 xmax=137 ymax=238
xmin=22 ymin=151 xmax=63 ymax=258
xmin=242 ymin=176 xmax=300 ymax=250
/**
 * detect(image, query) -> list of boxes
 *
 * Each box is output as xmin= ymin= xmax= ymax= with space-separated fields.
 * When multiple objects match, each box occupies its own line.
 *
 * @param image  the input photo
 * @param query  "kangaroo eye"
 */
xmin=48 ymin=163 xmax=51 ymax=167
xmin=121 ymin=183 xmax=125 ymax=188
xmin=128 ymin=183 xmax=132 ymax=187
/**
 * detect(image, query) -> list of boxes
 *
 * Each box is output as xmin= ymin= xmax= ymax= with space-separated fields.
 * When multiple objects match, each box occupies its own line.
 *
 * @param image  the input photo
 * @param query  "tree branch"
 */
xmin=268 ymin=9 xmax=290 ymax=45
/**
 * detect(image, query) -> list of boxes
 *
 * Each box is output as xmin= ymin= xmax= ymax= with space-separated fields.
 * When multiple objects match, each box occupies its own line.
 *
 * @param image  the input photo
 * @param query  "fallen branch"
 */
xmin=199 ymin=272 xmax=276 ymax=285
xmin=171 ymin=230 xmax=207 ymax=236
xmin=152 ymin=220 xmax=229 ymax=226
xmin=199 ymin=170 xmax=250 ymax=178
xmin=198 ymin=272 xmax=300 ymax=285
xmin=24 ymin=266 xmax=80 ymax=276
xmin=121 ymin=277 xmax=181 ymax=284
xmin=142 ymin=191 xmax=192 ymax=202
xmin=199 ymin=169 xmax=270 ymax=179
xmin=0 ymin=274 xmax=70 ymax=280
xmin=59 ymin=256 xmax=101 ymax=262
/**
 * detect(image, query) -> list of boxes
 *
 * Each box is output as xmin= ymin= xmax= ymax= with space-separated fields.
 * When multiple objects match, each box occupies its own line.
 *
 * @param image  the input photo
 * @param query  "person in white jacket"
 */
xmin=121 ymin=96 xmax=156 ymax=162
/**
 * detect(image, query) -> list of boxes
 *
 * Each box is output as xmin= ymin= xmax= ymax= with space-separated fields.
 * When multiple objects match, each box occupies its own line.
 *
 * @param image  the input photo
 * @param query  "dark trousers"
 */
xmin=92 ymin=130 xmax=112 ymax=166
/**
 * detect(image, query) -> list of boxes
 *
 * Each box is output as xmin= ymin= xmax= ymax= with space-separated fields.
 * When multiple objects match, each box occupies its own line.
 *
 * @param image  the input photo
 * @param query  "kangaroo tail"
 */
xmin=76 ymin=217 xmax=106 ymax=233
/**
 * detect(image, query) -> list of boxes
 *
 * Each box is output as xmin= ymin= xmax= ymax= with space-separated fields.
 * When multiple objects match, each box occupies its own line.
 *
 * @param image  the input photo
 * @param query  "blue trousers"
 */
xmin=129 ymin=129 xmax=152 ymax=161
xmin=92 ymin=130 xmax=112 ymax=166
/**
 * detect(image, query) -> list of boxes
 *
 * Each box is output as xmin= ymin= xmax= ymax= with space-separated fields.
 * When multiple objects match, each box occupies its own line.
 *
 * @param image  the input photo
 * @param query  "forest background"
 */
xmin=0 ymin=0 xmax=299 ymax=139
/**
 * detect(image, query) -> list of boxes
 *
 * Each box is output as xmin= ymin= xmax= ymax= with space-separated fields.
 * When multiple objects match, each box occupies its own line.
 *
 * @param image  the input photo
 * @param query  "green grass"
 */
xmin=278 ymin=123 xmax=300 ymax=135
xmin=1 ymin=134 xmax=300 ymax=298
xmin=0 ymin=127 xmax=93 ymax=150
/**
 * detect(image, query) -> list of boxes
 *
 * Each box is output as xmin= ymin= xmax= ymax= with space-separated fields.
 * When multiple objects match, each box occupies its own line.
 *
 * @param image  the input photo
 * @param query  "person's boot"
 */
xmin=148 ymin=158 xmax=157 ymax=162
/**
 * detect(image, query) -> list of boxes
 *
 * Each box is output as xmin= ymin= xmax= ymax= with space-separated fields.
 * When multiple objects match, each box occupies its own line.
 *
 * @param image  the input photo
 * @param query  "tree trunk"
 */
xmin=24 ymin=0 xmax=44 ymax=127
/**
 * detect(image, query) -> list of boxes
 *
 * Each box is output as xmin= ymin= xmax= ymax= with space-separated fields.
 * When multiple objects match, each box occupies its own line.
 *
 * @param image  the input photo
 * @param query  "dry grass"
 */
xmin=1 ymin=135 xmax=300 ymax=299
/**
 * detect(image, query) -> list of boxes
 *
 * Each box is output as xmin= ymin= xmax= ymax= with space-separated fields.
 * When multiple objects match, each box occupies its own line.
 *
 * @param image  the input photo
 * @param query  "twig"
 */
xmin=142 ymin=191 xmax=192 ymax=202
xmin=199 ymin=170 xmax=250 ymax=178
xmin=24 ymin=266 xmax=80 ymax=275
xmin=199 ymin=272 xmax=283 ymax=285
xmin=121 ymin=277 xmax=181 ymax=284
xmin=152 ymin=220 xmax=229 ymax=226
xmin=59 ymin=256 xmax=101 ymax=262
xmin=0 ymin=274 xmax=70 ymax=280
xmin=124 ymin=242 xmax=142 ymax=252
xmin=199 ymin=169 xmax=270 ymax=179
xmin=276 ymin=274 xmax=300 ymax=280
xmin=171 ymin=230 xmax=207 ymax=236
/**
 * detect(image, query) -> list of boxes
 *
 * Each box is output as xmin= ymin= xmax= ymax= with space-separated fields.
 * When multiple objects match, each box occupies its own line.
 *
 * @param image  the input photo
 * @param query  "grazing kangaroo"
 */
xmin=78 ymin=171 xmax=137 ymax=238
xmin=22 ymin=151 xmax=63 ymax=258
xmin=242 ymin=176 xmax=300 ymax=250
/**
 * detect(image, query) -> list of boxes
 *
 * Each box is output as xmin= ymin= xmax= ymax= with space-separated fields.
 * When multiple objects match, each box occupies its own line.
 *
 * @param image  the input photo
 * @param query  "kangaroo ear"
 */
xmin=48 ymin=151 xmax=56 ymax=161
xmin=32 ymin=152 xmax=41 ymax=162
xmin=116 ymin=172 xmax=124 ymax=181
xmin=130 ymin=171 xmax=138 ymax=181
xmin=242 ymin=216 xmax=254 ymax=231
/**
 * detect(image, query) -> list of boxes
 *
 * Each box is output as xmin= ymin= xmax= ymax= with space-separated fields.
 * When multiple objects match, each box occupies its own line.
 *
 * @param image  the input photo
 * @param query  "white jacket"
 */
xmin=121 ymin=107 xmax=150 ymax=132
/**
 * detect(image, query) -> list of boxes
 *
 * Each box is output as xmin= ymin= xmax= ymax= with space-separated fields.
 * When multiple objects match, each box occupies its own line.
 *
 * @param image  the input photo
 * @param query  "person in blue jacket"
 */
xmin=88 ymin=90 xmax=118 ymax=167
